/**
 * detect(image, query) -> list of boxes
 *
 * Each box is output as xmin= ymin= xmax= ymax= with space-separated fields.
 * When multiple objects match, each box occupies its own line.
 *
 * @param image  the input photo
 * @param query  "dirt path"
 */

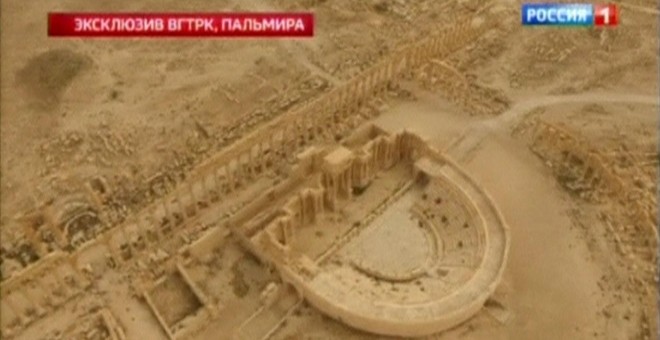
xmin=445 ymin=92 xmax=659 ymax=161
xmin=370 ymin=90 xmax=657 ymax=339
xmin=457 ymin=134 xmax=607 ymax=339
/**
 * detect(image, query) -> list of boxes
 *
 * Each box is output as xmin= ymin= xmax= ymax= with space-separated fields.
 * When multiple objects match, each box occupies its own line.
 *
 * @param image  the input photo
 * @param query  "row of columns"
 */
xmin=20 ymin=225 xmax=48 ymax=261
xmin=25 ymin=15 xmax=481 ymax=286
xmin=269 ymin=186 xmax=325 ymax=250
xmin=351 ymin=136 xmax=404 ymax=190
xmin=1 ymin=257 xmax=86 ymax=334
xmin=8 ymin=7 xmax=478 ymax=284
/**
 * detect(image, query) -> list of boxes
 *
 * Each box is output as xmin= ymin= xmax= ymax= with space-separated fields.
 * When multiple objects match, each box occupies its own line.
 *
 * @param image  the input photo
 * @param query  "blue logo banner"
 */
xmin=522 ymin=3 xmax=593 ymax=26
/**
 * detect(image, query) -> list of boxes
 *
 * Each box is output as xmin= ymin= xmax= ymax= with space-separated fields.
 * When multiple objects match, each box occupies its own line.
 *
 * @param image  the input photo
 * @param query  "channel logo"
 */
xmin=522 ymin=3 xmax=618 ymax=27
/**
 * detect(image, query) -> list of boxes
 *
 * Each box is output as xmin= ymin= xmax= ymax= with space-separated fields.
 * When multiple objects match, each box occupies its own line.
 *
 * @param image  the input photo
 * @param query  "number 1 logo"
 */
xmin=594 ymin=4 xmax=618 ymax=27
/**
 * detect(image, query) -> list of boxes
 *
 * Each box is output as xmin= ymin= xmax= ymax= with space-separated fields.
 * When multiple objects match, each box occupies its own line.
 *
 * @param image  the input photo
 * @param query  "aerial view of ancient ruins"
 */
xmin=0 ymin=0 xmax=658 ymax=339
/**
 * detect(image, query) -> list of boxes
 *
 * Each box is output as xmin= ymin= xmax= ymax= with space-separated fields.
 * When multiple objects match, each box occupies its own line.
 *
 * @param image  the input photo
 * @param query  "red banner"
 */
xmin=48 ymin=12 xmax=314 ymax=37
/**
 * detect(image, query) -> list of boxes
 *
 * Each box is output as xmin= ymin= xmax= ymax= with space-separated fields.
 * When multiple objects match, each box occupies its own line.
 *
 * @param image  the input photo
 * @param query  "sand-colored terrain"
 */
xmin=1 ymin=0 xmax=658 ymax=339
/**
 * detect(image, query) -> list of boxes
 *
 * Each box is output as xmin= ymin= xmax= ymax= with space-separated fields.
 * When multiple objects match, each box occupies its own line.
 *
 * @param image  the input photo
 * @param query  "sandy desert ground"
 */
xmin=1 ymin=0 xmax=658 ymax=339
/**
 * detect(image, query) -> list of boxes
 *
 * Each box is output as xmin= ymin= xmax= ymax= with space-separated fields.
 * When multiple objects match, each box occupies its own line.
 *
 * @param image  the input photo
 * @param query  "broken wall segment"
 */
xmin=532 ymin=121 xmax=658 ymax=258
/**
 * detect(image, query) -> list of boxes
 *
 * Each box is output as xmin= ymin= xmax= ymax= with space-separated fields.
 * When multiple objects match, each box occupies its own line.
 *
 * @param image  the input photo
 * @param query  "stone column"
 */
xmin=371 ymin=68 xmax=380 ymax=94
xmin=342 ymin=82 xmax=353 ymax=110
xmin=318 ymin=113 xmax=326 ymax=140
xmin=414 ymin=45 xmax=423 ymax=68
xmin=298 ymin=119 xmax=306 ymax=146
xmin=306 ymin=117 xmax=315 ymax=143
xmin=264 ymin=138 xmax=273 ymax=170
xmin=280 ymin=127 xmax=290 ymax=159
xmin=246 ymin=150 xmax=254 ymax=178
xmin=103 ymin=231 xmax=121 ymax=265
xmin=258 ymin=142 xmax=266 ymax=174
xmin=274 ymin=130 xmax=282 ymax=158
xmin=3 ymin=295 xmax=26 ymax=326
xmin=388 ymin=61 xmax=395 ymax=88
xmin=134 ymin=216 xmax=151 ymax=249
xmin=19 ymin=285 xmax=43 ymax=315
xmin=307 ymin=116 xmax=317 ymax=142
xmin=271 ymin=133 xmax=280 ymax=165
xmin=324 ymin=174 xmax=336 ymax=210
xmin=45 ymin=221 xmax=68 ymax=250
xmin=306 ymin=194 xmax=314 ymax=223
xmin=333 ymin=174 xmax=340 ymax=199
xmin=338 ymin=173 xmax=345 ymax=199
xmin=293 ymin=121 xmax=302 ymax=149
xmin=298 ymin=192 xmax=306 ymax=225
xmin=240 ymin=154 xmax=249 ymax=185
xmin=274 ymin=132 xmax=282 ymax=160
xmin=300 ymin=117 xmax=308 ymax=144
xmin=373 ymin=141 xmax=381 ymax=169
xmin=352 ymin=80 xmax=362 ymax=110
xmin=202 ymin=174 xmax=212 ymax=204
xmin=45 ymin=266 xmax=69 ymax=300
xmin=209 ymin=170 xmax=219 ymax=202
xmin=244 ymin=151 xmax=253 ymax=180
xmin=162 ymin=200 xmax=174 ymax=234
xmin=142 ymin=208 xmax=158 ymax=243
xmin=225 ymin=165 xmax=234 ymax=193
xmin=346 ymin=169 xmax=353 ymax=200
xmin=315 ymin=190 xmax=324 ymax=214
xmin=23 ymin=225 xmax=46 ymax=258
xmin=129 ymin=218 xmax=144 ymax=250
xmin=328 ymin=114 xmax=337 ymax=140
xmin=418 ymin=41 xmax=427 ymax=62
xmin=232 ymin=158 xmax=242 ymax=189
xmin=340 ymin=84 xmax=350 ymax=113
xmin=67 ymin=254 xmax=87 ymax=287
xmin=118 ymin=223 xmax=134 ymax=259
xmin=366 ymin=71 xmax=375 ymax=96
xmin=332 ymin=87 xmax=347 ymax=111
xmin=318 ymin=114 xmax=329 ymax=141
xmin=410 ymin=47 xmax=419 ymax=71
xmin=311 ymin=192 xmax=318 ymax=222
xmin=174 ymin=191 xmax=186 ymax=224
xmin=424 ymin=39 xmax=433 ymax=59
xmin=282 ymin=218 xmax=294 ymax=245
xmin=33 ymin=275 xmax=55 ymax=309
xmin=290 ymin=121 xmax=299 ymax=148
xmin=383 ymin=139 xmax=390 ymax=167
xmin=377 ymin=66 xmax=385 ymax=91
xmin=299 ymin=118 xmax=307 ymax=146
xmin=347 ymin=85 xmax=355 ymax=111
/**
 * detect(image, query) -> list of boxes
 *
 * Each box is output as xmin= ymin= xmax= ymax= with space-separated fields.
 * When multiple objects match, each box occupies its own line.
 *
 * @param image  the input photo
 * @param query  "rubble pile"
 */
xmin=531 ymin=120 xmax=657 ymax=272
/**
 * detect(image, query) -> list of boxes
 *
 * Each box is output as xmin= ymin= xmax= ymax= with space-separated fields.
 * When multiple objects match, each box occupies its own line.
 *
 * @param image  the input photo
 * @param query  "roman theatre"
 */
xmin=229 ymin=124 xmax=509 ymax=337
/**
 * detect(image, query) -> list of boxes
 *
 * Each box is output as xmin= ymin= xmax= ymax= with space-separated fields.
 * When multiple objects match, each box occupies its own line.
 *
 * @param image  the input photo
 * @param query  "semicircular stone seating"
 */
xmin=286 ymin=161 xmax=509 ymax=338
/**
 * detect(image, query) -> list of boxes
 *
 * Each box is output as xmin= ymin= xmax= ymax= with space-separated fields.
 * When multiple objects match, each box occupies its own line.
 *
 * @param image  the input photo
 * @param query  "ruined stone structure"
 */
xmin=227 ymin=125 xmax=509 ymax=337
xmin=532 ymin=121 xmax=658 ymax=262
xmin=1 ymin=11 xmax=509 ymax=339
